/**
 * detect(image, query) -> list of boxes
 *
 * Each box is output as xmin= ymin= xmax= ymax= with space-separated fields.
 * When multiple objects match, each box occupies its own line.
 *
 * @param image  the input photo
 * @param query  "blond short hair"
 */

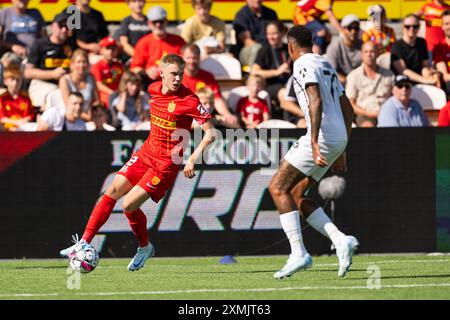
xmin=246 ymin=74 xmax=265 ymax=87
xmin=160 ymin=54 xmax=186 ymax=69
xmin=196 ymin=87 xmax=214 ymax=102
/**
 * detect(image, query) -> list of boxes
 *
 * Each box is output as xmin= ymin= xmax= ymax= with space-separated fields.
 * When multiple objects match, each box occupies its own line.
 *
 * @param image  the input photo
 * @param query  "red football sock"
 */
xmin=82 ymin=194 xmax=116 ymax=243
xmin=125 ymin=209 xmax=149 ymax=247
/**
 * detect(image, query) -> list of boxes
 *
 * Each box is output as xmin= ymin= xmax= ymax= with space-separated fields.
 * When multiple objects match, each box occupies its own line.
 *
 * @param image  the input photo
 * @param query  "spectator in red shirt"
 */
xmin=416 ymin=0 xmax=450 ymax=52
xmin=433 ymin=9 xmax=450 ymax=96
xmin=181 ymin=43 xmax=239 ymax=128
xmin=130 ymin=6 xmax=185 ymax=81
xmin=91 ymin=37 xmax=125 ymax=108
xmin=0 ymin=66 xmax=34 ymax=131
xmin=438 ymin=100 xmax=450 ymax=126
xmin=237 ymin=74 xmax=270 ymax=128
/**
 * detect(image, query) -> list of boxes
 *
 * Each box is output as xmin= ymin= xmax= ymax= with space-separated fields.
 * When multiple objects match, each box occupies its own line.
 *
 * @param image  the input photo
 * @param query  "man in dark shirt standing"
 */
xmin=25 ymin=13 xmax=75 ymax=109
xmin=67 ymin=0 xmax=109 ymax=56
xmin=233 ymin=0 xmax=278 ymax=69
xmin=390 ymin=13 xmax=440 ymax=86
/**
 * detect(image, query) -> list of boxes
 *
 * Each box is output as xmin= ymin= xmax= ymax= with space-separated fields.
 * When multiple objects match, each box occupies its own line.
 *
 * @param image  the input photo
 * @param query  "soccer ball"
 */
xmin=69 ymin=243 xmax=99 ymax=273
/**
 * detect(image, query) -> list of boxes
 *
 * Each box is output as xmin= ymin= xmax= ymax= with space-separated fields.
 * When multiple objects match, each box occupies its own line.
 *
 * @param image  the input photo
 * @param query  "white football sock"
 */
xmin=306 ymin=207 xmax=347 ymax=246
xmin=279 ymin=210 xmax=308 ymax=257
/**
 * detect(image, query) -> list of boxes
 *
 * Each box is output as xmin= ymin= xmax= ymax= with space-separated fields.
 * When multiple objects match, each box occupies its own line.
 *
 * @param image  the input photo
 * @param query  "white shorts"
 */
xmin=284 ymin=136 xmax=347 ymax=181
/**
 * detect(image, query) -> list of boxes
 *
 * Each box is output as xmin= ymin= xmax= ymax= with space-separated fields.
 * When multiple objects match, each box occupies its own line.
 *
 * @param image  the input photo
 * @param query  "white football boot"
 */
xmin=274 ymin=253 xmax=313 ymax=280
xmin=60 ymin=234 xmax=87 ymax=258
xmin=336 ymin=235 xmax=359 ymax=277
xmin=127 ymin=243 xmax=155 ymax=271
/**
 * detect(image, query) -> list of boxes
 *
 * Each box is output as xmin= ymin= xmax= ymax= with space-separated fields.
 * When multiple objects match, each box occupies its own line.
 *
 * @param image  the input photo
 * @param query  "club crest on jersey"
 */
xmin=168 ymin=101 xmax=176 ymax=112
xmin=151 ymin=176 xmax=161 ymax=185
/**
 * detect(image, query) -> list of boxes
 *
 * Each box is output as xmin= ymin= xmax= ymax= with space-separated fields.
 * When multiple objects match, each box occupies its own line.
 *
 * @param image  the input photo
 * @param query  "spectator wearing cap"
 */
xmin=67 ymin=0 xmax=109 ymax=56
xmin=0 ymin=65 xmax=34 ymax=131
xmin=390 ymin=14 xmax=440 ymax=86
xmin=0 ymin=0 xmax=45 ymax=59
xmin=181 ymin=43 xmax=239 ymax=128
xmin=25 ymin=13 xmax=75 ymax=109
xmin=346 ymin=41 xmax=394 ymax=127
xmin=118 ymin=0 xmax=151 ymax=60
xmin=416 ymin=0 xmax=450 ymax=53
xmin=433 ymin=9 xmax=450 ymax=96
xmin=233 ymin=0 xmax=278 ymax=68
xmin=362 ymin=4 xmax=396 ymax=54
xmin=325 ymin=14 xmax=362 ymax=85
xmin=130 ymin=6 xmax=185 ymax=82
xmin=378 ymin=75 xmax=430 ymax=127
xmin=181 ymin=0 xmax=226 ymax=57
xmin=91 ymin=37 xmax=124 ymax=108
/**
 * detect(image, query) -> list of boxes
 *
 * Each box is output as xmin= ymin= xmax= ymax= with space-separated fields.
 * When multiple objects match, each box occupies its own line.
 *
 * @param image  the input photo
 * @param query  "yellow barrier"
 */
xmin=0 ymin=0 xmax=425 ymax=22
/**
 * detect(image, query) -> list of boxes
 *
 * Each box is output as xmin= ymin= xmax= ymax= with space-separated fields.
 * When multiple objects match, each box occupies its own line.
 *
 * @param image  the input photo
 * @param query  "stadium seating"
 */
xmin=411 ymin=84 xmax=447 ymax=125
xmin=199 ymin=54 xmax=242 ymax=80
xmin=377 ymin=52 xmax=391 ymax=69
xmin=256 ymin=119 xmax=297 ymax=128
xmin=44 ymin=89 xmax=65 ymax=110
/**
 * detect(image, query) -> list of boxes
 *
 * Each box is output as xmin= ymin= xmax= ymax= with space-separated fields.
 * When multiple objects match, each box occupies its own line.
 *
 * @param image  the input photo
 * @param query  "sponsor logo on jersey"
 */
xmin=151 ymin=114 xmax=177 ymax=130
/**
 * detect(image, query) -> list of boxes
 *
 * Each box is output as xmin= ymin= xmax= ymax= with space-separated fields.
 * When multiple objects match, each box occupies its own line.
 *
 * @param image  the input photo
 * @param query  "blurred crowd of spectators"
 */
xmin=0 ymin=0 xmax=449 ymax=132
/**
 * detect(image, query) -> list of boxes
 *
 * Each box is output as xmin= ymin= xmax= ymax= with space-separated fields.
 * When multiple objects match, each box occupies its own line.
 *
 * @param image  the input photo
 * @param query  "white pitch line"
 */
xmin=1 ymin=283 xmax=450 ymax=298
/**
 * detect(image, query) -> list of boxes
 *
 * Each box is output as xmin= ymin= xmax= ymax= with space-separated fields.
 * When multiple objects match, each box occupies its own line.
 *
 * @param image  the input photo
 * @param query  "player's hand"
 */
xmin=331 ymin=152 xmax=347 ymax=174
xmin=312 ymin=143 xmax=328 ymax=167
xmin=183 ymin=158 xmax=196 ymax=179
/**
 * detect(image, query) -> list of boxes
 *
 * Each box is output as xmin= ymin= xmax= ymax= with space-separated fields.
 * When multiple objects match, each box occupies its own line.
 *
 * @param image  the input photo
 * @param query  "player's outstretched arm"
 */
xmin=339 ymin=93 xmax=355 ymax=139
xmin=306 ymin=83 xmax=327 ymax=167
xmin=183 ymin=121 xmax=216 ymax=179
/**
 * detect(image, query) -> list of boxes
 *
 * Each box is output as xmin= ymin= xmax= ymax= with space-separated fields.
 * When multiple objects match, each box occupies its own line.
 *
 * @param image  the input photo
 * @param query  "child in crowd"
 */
xmin=110 ymin=71 xmax=150 ymax=130
xmin=236 ymin=75 xmax=270 ymax=129
xmin=193 ymin=87 xmax=227 ymax=128
xmin=362 ymin=4 xmax=396 ymax=54
xmin=0 ymin=66 xmax=34 ymax=131
xmin=91 ymin=37 xmax=124 ymax=108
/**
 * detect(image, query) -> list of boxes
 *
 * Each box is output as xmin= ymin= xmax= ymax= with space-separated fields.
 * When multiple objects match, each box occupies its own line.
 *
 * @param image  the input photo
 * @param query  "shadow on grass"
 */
xmin=14 ymin=266 xmax=69 ymax=270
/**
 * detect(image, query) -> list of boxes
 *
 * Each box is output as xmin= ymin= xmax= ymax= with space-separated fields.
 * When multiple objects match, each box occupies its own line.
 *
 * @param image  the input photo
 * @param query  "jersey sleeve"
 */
xmin=187 ymin=97 xmax=212 ymax=125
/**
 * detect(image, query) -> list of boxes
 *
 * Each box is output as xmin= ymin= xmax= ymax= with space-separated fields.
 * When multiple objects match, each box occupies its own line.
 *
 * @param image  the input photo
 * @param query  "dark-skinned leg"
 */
xmin=290 ymin=175 xmax=348 ymax=249
xmin=269 ymin=160 xmax=310 ymax=270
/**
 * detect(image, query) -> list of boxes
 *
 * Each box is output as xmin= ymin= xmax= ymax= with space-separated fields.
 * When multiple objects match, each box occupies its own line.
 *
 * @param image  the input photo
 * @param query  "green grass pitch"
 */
xmin=0 ymin=254 xmax=449 ymax=300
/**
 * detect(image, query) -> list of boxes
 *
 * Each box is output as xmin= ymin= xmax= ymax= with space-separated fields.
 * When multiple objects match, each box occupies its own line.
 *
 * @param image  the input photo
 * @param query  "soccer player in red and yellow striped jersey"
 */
xmin=60 ymin=54 xmax=216 ymax=272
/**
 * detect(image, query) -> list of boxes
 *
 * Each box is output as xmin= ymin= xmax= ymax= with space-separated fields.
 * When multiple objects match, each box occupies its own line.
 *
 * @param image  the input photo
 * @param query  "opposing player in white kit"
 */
xmin=269 ymin=25 xmax=359 ymax=279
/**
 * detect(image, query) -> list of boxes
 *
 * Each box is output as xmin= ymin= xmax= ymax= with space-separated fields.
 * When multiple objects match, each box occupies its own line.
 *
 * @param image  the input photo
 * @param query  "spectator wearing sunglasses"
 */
xmin=390 ymin=14 xmax=440 ymax=86
xmin=378 ymin=75 xmax=430 ymax=127
xmin=130 ymin=6 xmax=185 ymax=83
xmin=325 ymin=14 xmax=362 ymax=85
